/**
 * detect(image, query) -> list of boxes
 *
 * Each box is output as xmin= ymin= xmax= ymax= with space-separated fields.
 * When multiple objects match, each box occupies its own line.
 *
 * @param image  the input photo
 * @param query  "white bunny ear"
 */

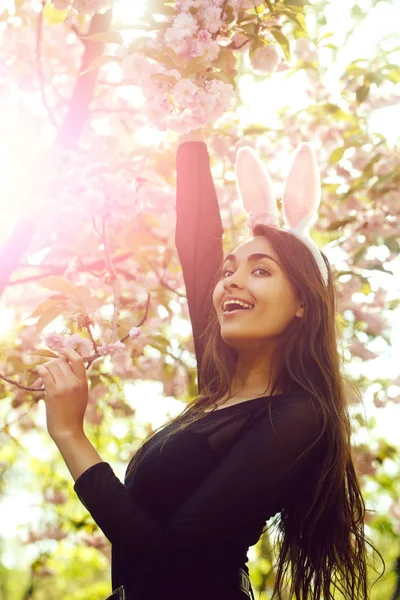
xmin=282 ymin=143 xmax=321 ymax=236
xmin=235 ymin=146 xmax=279 ymax=228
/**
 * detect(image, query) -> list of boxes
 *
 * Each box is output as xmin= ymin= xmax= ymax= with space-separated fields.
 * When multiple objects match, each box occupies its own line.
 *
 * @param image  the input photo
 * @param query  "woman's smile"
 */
xmin=222 ymin=307 xmax=256 ymax=317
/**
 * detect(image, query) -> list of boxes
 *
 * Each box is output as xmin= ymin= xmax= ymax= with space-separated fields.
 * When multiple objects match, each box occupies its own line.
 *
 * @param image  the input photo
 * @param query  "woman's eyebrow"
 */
xmin=222 ymin=252 xmax=281 ymax=268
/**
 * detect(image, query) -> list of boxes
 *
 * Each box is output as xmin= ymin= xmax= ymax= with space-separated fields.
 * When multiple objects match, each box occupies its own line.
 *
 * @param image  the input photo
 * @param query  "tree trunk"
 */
xmin=0 ymin=6 xmax=114 ymax=298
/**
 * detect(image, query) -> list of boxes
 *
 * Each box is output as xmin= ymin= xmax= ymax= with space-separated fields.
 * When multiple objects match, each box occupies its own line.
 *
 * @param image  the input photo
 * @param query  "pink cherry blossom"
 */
xmin=350 ymin=340 xmax=377 ymax=361
xmin=165 ymin=12 xmax=198 ymax=44
xmin=207 ymin=79 xmax=234 ymax=105
xmin=192 ymin=33 xmax=220 ymax=61
xmin=193 ymin=89 xmax=216 ymax=119
xmin=44 ymin=331 xmax=64 ymax=352
xmin=176 ymin=0 xmax=203 ymax=10
xmin=128 ymin=326 xmax=142 ymax=341
xmin=97 ymin=340 xmax=126 ymax=356
xmin=172 ymin=79 xmax=199 ymax=106
xmin=373 ymin=393 xmax=388 ymax=409
xmin=250 ymin=45 xmax=281 ymax=74
xmin=121 ymin=53 xmax=154 ymax=83
xmin=44 ymin=488 xmax=67 ymax=505
xmin=63 ymin=333 xmax=94 ymax=357
xmin=167 ymin=110 xmax=197 ymax=134
xmin=198 ymin=6 xmax=223 ymax=34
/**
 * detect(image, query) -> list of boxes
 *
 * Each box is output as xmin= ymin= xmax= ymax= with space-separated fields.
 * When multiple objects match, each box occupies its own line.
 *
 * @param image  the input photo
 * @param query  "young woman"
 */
xmin=36 ymin=130 xmax=384 ymax=600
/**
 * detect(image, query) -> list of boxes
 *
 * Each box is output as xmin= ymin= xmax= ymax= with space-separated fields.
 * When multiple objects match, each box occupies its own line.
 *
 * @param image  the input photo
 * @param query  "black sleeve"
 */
xmin=175 ymin=141 xmax=224 ymax=394
xmin=73 ymin=397 xmax=322 ymax=558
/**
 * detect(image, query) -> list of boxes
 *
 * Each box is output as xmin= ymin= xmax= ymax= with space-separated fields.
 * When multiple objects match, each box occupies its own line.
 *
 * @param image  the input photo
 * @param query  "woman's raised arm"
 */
xmin=175 ymin=130 xmax=224 ymax=394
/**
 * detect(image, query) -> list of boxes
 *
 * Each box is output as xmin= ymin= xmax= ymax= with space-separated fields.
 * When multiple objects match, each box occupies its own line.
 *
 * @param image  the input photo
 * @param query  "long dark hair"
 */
xmin=125 ymin=224 xmax=385 ymax=599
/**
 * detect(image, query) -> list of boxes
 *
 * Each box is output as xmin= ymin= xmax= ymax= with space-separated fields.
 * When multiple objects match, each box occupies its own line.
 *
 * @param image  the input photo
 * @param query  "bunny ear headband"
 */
xmin=235 ymin=142 xmax=329 ymax=286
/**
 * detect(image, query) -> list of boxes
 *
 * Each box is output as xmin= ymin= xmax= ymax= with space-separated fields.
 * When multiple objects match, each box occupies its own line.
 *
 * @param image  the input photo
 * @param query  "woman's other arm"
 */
xmin=175 ymin=129 xmax=224 ymax=394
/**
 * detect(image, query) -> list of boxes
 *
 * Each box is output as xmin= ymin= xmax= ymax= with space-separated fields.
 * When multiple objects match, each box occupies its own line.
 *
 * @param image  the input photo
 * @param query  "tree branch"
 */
xmin=0 ymin=219 xmax=36 ymax=296
xmin=35 ymin=0 xmax=60 ymax=132
xmin=8 ymin=252 xmax=133 ymax=287
xmin=58 ymin=8 xmax=114 ymax=146
xmin=102 ymin=215 xmax=120 ymax=342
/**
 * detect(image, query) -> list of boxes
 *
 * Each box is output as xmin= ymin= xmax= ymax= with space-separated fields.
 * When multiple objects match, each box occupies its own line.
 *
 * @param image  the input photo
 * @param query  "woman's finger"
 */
xmin=60 ymin=348 xmax=87 ymax=383
xmin=40 ymin=359 xmax=66 ymax=384
xmin=31 ymin=377 xmax=44 ymax=390
xmin=36 ymin=365 xmax=56 ymax=393
xmin=50 ymin=357 xmax=75 ymax=380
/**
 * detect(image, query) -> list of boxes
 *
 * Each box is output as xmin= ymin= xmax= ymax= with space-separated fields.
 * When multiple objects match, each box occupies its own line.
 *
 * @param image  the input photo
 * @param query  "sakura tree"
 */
xmin=0 ymin=0 xmax=399 ymax=597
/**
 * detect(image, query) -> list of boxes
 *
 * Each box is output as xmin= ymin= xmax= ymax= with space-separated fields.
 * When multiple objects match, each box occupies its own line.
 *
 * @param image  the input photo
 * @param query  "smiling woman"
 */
xmin=213 ymin=235 xmax=305 ymax=386
xmin=64 ymin=132 xmax=385 ymax=600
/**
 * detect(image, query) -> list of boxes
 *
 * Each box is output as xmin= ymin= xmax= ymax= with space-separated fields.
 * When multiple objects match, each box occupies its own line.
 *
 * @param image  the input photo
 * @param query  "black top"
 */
xmin=73 ymin=142 xmax=325 ymax=599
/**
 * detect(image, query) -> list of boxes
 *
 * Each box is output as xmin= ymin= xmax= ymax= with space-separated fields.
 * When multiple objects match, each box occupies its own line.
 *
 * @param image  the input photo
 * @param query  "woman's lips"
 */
xmin=222 ymin=307 xmax=255 ymax=317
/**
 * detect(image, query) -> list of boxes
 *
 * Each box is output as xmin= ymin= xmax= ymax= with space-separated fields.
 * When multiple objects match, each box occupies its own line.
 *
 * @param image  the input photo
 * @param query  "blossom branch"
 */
xmin=35 ymin=0 xmax=60 ymax=133
xmin=8 ymin=252 xmax=134 ymax=287
xmin=102 ymin=214 xmax=120 ymax=342
xmin=211 ymin=0 xmax=229 ymax=40
xmin=0 ymin=403 xmax=37 ymax=438
xmin=120 ymin=292 xmax=151 ymax=343
xmin=143 ymin=259 xmax=187 ymax=299
xmin=0 ymin=292 xmax=152 ymax=393
xmin=85 ymin=321 xmax=99 ymax=355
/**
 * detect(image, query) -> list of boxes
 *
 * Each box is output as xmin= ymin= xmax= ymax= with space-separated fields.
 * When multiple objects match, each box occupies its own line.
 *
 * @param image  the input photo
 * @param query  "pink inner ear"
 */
xmin=282 ymin=143 xmax=321 ymax=232
xmin=235 ymin=147 xmax=279 ymax=227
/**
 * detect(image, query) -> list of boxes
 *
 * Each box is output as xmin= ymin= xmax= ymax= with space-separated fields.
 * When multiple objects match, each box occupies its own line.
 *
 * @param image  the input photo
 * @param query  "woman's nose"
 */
xmin=223 ymin=276 xmax=243 ymax=290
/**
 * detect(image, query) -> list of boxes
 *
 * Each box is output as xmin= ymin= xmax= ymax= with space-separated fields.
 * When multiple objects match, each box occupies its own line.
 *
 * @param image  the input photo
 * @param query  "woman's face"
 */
xmin=212 ymin=236 xmax=304 ymax=350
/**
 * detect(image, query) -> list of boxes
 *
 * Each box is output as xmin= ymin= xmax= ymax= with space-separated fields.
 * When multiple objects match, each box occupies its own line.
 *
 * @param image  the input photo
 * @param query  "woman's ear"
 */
xmin=296 ymin=303 xmax=305 ymax=318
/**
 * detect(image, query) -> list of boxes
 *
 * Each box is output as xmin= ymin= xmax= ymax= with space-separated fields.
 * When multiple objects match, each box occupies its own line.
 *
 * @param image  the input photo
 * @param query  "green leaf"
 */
xmin=360 ymin=281 xmax=372 ymax=295
xmin=356 ymin=82 xmax=370 ymax=104
xmin=151 ymin=73 xmax=180 ymax=86
xmin=324 ymin=103 xmax=351 ymax=121
xmin=387 ymin=69 xmax=400 ymax=83
xmin=27 ymin=370 xmax=40 ymax=387
xmin=184 ymin=56 xmax=210 ymax=77
xmin=27 ymin=350 xmax=59 ymax=359
xmin=128 ymin=36 xmax=151 ymax=53
xmin=80 ymin=55 xmax=121 ymax=75
xmin=325 ymin=216 xmax=357 ymax=231
xmin=240 ymin=23 xmax=257 ymax=36
xmin=318 ymin=31 xmax=334 ymax=43
xmin=285 ymin=0 xmax=310 ymax=6
xmin=25 ymin=299 xmax=63 ymax=320
xmin=148 ymin=1 xmax=176 ymax=16
xmin=43 ymin=4 xmax=68 ymax=25
xmin=329 ymin=146 xmax=346 ymax=163
xmin=74 ymin=286 xmax=101 ymax=310
xmin=81 ymin=31 xmax=124 ymax=45
xmin=281 ymin=9 xmax=307 ymax=30
xmin=270 ymin=29 xmax=291 ymax=62
xmin=142 ymin=47 xmax=177 ymax=69
xmin=36 ymin=307 xmax=64 ymax=335
xmin=39 ymin=277 xmax=80 ymax=299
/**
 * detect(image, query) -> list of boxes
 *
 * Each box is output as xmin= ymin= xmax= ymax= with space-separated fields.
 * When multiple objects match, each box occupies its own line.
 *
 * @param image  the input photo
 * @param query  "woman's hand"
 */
xmin=35 ymin=348 xmax=89 ymax=440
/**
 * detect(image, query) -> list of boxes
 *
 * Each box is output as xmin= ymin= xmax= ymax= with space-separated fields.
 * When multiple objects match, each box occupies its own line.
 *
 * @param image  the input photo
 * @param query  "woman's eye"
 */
xmin=254 ymin=268 xmax=271 ymax=276
xmin=220 ymin=267 xmax=271 ymax=278
xmin=221 ymin=270 xmax=233 ymax=278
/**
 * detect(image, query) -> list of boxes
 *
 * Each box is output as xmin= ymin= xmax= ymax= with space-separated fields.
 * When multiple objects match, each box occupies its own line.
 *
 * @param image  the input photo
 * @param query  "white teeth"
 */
xmin=223 ymin=299 xmax=254 ymax=311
